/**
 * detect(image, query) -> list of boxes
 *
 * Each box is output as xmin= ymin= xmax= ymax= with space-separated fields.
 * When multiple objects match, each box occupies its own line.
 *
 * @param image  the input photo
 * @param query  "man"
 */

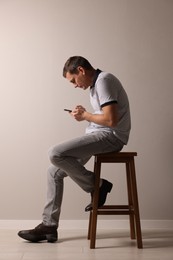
xmin=18 ymin=56 xmax=131 ymax=242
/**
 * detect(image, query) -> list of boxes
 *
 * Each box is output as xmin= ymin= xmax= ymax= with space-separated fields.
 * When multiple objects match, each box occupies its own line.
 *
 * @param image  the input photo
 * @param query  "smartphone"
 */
xmin=64 ymin=109 xmax=72 ymax=112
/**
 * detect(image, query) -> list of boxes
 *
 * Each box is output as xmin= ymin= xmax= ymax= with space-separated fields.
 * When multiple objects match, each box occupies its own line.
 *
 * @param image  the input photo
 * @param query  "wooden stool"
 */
xmin=88 ymin=152 xmax=143 ymax=249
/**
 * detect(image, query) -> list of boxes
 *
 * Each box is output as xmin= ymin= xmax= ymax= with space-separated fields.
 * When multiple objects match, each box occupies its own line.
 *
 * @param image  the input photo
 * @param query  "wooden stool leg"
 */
xmin=126 ymin=162 xmax=136 ymax=239
xmin=87 ymin=211 xmax=92 ymax=239
xmin=90 ymin=159 xmax=101 ymax=249
xmin=130 ymin=158 xmax=143 ymax=249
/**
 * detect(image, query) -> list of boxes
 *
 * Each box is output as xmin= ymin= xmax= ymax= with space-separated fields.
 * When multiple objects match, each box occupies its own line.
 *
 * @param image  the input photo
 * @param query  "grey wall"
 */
xmin=0 ymin=0 xmax=173 ymax=221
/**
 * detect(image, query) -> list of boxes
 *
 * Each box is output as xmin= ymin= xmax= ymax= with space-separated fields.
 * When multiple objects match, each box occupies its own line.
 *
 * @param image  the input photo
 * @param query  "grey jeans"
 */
xmin=42 ymin=131 xmax=124 ymax=227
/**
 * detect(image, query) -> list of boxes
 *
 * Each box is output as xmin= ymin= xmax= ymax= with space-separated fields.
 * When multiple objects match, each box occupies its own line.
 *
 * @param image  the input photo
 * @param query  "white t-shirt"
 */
xmin=85 ymin=70 xmax=131 ymax=145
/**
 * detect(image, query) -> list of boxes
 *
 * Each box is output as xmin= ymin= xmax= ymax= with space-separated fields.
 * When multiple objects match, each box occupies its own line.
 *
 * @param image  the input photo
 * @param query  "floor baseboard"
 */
xmin=0 ymin=219 xmax=172 ymax=230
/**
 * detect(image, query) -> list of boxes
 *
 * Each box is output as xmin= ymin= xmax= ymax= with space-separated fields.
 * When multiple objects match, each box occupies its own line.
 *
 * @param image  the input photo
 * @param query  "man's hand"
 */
xmin=71 ymin=105 xmax=86 ymax=121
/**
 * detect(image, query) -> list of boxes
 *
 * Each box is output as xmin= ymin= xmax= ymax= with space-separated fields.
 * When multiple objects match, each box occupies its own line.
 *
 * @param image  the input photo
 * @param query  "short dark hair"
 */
xmin=63 ymin=56 xmax=93 ymax=77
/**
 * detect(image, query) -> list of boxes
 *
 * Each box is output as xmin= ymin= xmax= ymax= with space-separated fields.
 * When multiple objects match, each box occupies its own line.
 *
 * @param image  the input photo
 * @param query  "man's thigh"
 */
xmin=49 ymin=131 xmax=123 ymax=160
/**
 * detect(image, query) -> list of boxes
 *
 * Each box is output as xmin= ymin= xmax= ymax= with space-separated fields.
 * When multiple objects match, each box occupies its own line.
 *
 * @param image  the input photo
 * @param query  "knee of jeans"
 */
xmin=48 ymin=147 xmax=61 ymax=165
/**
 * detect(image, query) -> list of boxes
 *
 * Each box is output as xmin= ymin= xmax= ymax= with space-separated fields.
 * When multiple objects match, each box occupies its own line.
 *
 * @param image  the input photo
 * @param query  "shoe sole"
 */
xmin=18 ymin=232 xmax=57 ymax=243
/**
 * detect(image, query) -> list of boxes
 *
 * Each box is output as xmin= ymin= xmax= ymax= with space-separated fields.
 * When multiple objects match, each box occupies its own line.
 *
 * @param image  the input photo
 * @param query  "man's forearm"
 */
xmin=83 ymin=111 xmax=117 ymax=128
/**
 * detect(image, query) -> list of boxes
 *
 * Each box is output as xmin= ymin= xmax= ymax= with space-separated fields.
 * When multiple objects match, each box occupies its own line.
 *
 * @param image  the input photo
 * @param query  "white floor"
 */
xmin=0 ymin=229 xmax=173 ymax=260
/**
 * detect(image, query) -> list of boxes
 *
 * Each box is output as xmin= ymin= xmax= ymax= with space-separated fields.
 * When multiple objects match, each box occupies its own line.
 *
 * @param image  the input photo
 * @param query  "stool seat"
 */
xmin=88 ymin=152 xmax=143 ymax=249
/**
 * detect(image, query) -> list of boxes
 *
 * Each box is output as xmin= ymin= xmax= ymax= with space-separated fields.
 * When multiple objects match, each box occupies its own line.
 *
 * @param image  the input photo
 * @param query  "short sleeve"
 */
xmin=96 ymin=77 xmax=118 ymax=108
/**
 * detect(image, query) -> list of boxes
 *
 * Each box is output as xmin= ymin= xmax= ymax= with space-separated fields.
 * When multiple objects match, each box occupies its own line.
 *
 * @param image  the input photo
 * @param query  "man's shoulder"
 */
xmin=96 ymin=71 xmax=122 ymax=90
xmin=97 ymin=71 xmax=120 ymax=83
xmin=98 ymin=71 xmax=113 ymax=78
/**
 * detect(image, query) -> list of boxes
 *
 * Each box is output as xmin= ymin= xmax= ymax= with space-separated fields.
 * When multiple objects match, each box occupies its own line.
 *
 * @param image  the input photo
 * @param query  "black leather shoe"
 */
xmin=85 ymin=179 xmax=113 ymax=212
xmin=18 ymin=223 xmax=58 ymax=243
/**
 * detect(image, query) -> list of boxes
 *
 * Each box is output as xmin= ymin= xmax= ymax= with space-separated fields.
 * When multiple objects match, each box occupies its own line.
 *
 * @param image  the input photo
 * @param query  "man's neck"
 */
xmin=90 ymin=68 xmax=102 ymax=88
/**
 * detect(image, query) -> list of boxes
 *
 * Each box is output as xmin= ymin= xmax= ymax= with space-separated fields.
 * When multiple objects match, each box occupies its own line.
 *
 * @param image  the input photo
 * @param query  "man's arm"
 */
xmin=72 ymin=104 xmax=118 ymax=128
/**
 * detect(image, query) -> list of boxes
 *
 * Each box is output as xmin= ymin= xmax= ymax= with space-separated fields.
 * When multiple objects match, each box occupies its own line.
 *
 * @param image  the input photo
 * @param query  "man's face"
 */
xmin=65 ymin=67 xmax=91 ymax=90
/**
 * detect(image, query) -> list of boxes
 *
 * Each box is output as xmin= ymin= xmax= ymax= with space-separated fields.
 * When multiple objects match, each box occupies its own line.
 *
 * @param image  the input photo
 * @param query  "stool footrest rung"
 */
xmin=97 ymin=205 xmax=134 ymax=215
xmin=97 ymin=210 xmax=133 ymax=215
xmin=99 ymin=205 xmax=132 ymax=209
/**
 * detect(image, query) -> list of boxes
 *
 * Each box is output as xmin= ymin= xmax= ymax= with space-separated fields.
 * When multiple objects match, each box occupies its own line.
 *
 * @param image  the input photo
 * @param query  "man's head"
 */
xmin=63 ymin=56 xmax=95 ymax=90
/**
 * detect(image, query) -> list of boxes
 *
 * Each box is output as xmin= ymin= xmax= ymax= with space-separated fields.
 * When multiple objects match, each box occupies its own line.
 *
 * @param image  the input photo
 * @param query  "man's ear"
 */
xmin=77 ymin=66 xmax=85 ymax=75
